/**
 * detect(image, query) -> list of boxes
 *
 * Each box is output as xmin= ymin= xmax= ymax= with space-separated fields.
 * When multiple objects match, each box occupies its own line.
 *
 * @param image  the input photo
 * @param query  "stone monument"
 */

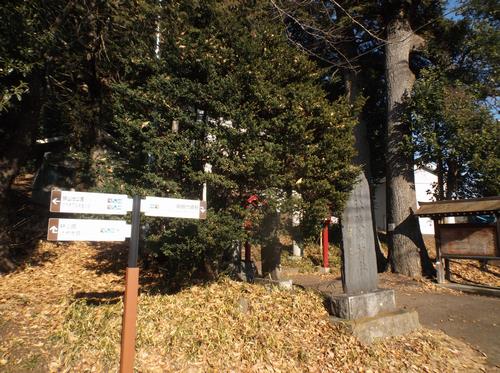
xmin=329 ymin=115 xmax=420 ymax=343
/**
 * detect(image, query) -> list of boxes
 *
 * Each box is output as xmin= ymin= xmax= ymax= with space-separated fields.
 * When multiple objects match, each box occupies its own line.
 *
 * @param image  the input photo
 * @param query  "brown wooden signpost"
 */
xmin=47 ymin=190 xmax=207 ymax=373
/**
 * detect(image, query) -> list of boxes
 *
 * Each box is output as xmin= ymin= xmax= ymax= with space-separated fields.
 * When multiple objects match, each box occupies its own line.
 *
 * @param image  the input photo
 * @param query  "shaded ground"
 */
xmin=288 ymin=271 xmax=500 ymax=370
xmin=398 ymin=290 xmax=500 ymax=368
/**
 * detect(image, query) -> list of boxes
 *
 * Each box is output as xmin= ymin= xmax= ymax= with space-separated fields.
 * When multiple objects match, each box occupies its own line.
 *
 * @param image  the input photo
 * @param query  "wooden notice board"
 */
xmin=439 ymin=223 xmax=498 ymax=257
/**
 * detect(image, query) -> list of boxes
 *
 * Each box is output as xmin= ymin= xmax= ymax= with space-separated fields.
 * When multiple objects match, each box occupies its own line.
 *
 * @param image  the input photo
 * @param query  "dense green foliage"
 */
xmin=404 ymin=0 xmax=499 ymax=199
xmin=404 ymin=69 xmax=499 ymax=198
xmin=1 ymin=0 xmax=498 ymax=277
xmin=106 ymin=1 xmax=358 ymax=277
xmin=0 ymin=1 xmax=358 ymax=277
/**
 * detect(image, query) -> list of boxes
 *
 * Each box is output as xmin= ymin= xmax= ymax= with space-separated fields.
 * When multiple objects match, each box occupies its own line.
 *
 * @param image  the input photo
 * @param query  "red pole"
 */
xmin=322 ymin=220 xmax=329 ymax=269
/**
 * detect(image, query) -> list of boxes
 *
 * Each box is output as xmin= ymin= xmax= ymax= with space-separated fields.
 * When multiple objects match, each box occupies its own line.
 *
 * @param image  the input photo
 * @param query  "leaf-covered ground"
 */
xmin=0 ymin=241 xmax=490 ymax=372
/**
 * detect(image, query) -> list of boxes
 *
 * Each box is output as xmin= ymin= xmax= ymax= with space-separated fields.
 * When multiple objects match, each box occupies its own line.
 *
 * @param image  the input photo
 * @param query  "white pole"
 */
xmin=155 ymin=0 xmax=162 ymax=59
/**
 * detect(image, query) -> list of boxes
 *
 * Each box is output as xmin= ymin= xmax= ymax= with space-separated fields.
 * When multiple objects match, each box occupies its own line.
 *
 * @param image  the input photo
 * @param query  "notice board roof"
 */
xmin=415 ymin=196 xmax=500 ymax=218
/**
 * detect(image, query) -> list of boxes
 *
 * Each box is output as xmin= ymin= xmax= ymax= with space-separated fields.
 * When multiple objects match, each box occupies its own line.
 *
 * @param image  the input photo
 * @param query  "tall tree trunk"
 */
xmin=445 ymin=159 xmax=458 ymax=199
xmin=385 ymin=15 xmax=433 ymax=278
xmin=340 ymin=70 xmax=381 ymax=293
xmin=0 ymin=73 xmax=41 ymax=272
xmin=436 ymin=156 xmax=445 ymax=200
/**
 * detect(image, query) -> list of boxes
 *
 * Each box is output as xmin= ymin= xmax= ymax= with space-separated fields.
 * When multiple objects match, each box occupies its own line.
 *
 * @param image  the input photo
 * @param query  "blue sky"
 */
xmin=445 ymin=0 xmax=464 ymax=20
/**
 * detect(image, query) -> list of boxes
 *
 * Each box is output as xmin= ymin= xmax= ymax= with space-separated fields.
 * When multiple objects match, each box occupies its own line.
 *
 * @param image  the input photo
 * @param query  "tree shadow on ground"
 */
xmin=74 ymin=290 xmax=123 ymax=306
xmin=83 ymin=242 xmax=223 ymax=296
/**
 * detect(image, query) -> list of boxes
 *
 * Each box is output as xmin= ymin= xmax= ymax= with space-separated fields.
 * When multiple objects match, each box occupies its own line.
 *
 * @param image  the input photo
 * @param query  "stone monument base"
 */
xmin=329 ymin=289 xmax=396 ymax=320
xmin=328 ymin=289 xmax=420 ymax=344
xmin=330 ymin=309 xmax=420 ymax=344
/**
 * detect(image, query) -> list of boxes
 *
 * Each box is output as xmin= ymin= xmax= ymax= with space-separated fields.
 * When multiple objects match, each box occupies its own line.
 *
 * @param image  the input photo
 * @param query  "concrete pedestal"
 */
xmin=330 ymin=309 xmax=420 ymax=344
xmin=329 ymin=289 xmax=396 ymax=320
xmin=328 ymin=289 xmax=420 ymax=344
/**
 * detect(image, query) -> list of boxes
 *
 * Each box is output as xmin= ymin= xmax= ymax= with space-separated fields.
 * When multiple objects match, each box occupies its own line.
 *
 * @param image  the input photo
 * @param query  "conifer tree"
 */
xmin=103 ymin=1 xmax=358 ymax=278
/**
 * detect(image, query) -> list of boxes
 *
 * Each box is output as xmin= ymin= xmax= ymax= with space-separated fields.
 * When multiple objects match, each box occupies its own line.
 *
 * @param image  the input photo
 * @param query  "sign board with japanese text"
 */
xmin=50 ymin=190 xmax=132 ymax=215
xmin=47 ymin=218 xmax=131 ymax=241
xmin=142 ymin=196 xmax=207 ymax=219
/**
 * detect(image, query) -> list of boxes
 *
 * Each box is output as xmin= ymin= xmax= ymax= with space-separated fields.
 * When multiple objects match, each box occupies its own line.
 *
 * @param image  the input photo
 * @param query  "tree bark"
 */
xmin=445 ymin=159 xmax=458 ymax=199
xmin=436 ymin=156 xmax=445 ymax=200
xmin=260 ymin=210 xmax=281 ymax=280
xmin=0 ymin=73 xmax=41 ymax=272
xmin=385 ymin=16 xmax=433 ymax=278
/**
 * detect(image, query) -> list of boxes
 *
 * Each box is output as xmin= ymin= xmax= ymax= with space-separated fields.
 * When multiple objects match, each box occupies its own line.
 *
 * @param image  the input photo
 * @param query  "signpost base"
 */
xmin=120 ymin=267 xmax=139 ymax=373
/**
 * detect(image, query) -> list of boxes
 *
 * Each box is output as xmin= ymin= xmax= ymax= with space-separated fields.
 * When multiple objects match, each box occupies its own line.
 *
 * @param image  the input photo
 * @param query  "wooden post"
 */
xmin=496 ymin=213 xmax=500 ymax=255
xmin=120 ymin=196 xmax=141 ymax=373
xmin=433 ymin=218 xmax=445 ymax=284
xmin=322 ymin=220 xmax=329 ymax=269
xmin=444 ymin=258 xmax=451 ymax=281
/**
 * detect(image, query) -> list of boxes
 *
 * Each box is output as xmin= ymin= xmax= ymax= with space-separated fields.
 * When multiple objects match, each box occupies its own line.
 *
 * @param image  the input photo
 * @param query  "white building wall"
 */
xmin=414 ymin=168 xmax=437 ymax=235
xmin=374 ymin=166 xmax=438 ymax=235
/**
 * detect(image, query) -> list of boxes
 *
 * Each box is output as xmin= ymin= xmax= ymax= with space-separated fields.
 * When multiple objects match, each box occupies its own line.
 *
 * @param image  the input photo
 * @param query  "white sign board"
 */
xmin=47 ymin=218 xmax=131 ymax=241
xmin=50 ymin=190 xmax=132 ymax=215
xmin=142 ymin=197 xmax=207 ymax=219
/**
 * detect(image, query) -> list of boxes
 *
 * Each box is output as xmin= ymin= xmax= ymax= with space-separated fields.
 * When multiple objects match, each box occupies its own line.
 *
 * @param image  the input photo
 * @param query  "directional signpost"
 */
xmin=47 ymin=218 xmax=131 ymax=241
xmin=143 ymin=196 xmax=207 ymax=219
xmin=46 ymin=189 xmax=206 ymax=373
xmin=50 ymin=190 xmax=132 ymax=215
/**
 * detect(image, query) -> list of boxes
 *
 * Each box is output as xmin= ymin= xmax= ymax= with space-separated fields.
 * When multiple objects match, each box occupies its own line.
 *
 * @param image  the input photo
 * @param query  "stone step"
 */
xmin=330 ymin=309 xmax=420 ymax=344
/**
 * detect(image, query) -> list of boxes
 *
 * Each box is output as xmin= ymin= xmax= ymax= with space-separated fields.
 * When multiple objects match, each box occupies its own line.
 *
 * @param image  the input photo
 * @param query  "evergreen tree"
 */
xmin=404 ymin=0 xmax=499 ymax=199
xmin=405 ymin=69 xmax=499 ymax=198
xmin=102 ymin=1 xmax=358 ymax=279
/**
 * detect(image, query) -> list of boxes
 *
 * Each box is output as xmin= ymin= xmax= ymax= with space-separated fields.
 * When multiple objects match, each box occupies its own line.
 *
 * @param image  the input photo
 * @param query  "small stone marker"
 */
xmin=260 ymin=210 xmax=281 ymax=280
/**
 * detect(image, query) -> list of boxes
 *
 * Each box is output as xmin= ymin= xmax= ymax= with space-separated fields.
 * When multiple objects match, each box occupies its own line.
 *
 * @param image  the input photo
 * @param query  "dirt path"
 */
xmin=398 ymin=291 xmax=500 ymax=368
xmin=289 ymin=272 xmax=500 ymax=370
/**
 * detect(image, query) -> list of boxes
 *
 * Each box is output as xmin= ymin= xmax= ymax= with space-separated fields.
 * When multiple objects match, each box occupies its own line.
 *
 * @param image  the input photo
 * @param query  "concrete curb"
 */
xmin=438 ymin=283 xmax=500 ymax=298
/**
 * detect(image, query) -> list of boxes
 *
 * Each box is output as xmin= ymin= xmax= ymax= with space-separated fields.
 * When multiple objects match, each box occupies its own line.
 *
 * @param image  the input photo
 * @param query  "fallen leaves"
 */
xmin=0 ymin=241 xmax=491 ymax=372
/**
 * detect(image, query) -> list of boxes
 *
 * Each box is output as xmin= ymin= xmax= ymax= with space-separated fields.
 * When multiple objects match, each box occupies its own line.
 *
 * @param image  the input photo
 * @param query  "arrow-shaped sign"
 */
xmin=143 ymin=197 xmax=207 ymax=219
xmin=49 ymin=190 xmax=132 ymax=215
xmin=47 ymin=218 xmax=130 ymax=241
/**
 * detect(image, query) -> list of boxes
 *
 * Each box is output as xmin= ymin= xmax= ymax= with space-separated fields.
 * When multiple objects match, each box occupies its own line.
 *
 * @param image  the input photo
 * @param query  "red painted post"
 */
xmin=322 ymin=219 xmax=329 ymax=269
